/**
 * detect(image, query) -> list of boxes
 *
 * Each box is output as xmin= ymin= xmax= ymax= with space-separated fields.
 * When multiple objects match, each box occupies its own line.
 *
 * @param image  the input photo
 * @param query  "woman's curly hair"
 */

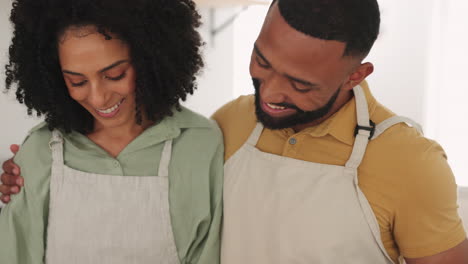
xmin=5 ymin=0 xmax=204 ymax=133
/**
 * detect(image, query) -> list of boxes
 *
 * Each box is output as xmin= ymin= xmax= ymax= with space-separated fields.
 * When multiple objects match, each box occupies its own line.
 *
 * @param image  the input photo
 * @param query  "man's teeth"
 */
xmin=97 ymin=100 xmax=123 ymax=114
xmin=267 ymin=103 xmax=286 ymax=110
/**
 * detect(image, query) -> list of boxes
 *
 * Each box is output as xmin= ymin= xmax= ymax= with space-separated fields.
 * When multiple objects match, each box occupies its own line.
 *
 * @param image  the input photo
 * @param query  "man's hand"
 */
xmin=0 ymin=144 xmax=23 ymax=204
xmin=405 ymin=239 xmax=468 ymax=264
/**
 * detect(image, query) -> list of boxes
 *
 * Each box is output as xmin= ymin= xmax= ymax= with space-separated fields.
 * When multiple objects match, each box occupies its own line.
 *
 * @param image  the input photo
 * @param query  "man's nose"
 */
xmin=261 ymin=73 xmax=289 ymax=103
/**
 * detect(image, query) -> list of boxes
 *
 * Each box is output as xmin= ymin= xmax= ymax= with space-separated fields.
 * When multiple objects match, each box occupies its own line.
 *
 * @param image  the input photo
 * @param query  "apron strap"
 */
xmin=371 ymin=116 xmax=423 ymax=140
xmin=49 ymin=130 xmax=64 ymax=166
xmin=346 ymin=86 xmax=424 ymax=173
xmin=354 ymin=85 xmax=372 ymax=131
xmin=157 ymin=140 xmax=173 ymax=177
xmin=246 ymin=123 xmax=264 ymax=147
xmin=48 ymin=130 xmax=65 ymax=198
xmin=345 ymin=85 xmax=372 ymax=171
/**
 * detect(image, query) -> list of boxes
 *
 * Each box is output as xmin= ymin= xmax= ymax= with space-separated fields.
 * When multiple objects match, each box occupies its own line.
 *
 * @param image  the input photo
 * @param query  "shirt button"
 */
xmin=113 ymin=161 xmax=120 ymax=168
xmin=289 ymin=138 xmax=297 ymax=145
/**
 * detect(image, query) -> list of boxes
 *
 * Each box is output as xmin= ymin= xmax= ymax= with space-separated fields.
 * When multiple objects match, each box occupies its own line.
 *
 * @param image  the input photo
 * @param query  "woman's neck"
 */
xmin=87 ymin=118 xmax=154 ymax=158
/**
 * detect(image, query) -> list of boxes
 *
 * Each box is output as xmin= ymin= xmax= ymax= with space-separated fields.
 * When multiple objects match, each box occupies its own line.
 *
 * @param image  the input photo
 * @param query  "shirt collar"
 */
xmin=299 ymin=81 xmax=377 ymax=146
xmin=63 ymin=106 xmax=211 ymax=156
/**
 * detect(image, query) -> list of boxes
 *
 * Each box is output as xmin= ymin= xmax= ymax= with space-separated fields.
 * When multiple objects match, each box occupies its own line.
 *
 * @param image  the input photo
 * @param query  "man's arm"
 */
xmin=392 ymin=140 xmax=467 ymax=262
xmin=405 ymin=239 xmax=468 ymax=264
xmin=0 ymin=144 xmax=24 ymax=203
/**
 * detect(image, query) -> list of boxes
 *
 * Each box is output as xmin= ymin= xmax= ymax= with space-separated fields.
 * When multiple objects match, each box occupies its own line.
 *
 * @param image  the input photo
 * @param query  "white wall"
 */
xmin=424 ymin=0 xmax=468 ymax=187
xmin=366 ymin=0 xmax=434 ymax=125
xmin=232 ymin=5 xmax=269 ymax=97
xmin=183 ymin=8 xmax=236 ymax=117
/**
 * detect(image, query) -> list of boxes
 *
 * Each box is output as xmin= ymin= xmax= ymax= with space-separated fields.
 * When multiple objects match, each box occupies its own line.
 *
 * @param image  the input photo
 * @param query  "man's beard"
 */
xmin=253 ymin=78 xmax=341 ymax=130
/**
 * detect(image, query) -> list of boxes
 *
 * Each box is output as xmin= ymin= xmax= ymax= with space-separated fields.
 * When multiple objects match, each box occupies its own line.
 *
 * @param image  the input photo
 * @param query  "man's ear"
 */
xmin=343 ymin=62 xmax=374 ymax=90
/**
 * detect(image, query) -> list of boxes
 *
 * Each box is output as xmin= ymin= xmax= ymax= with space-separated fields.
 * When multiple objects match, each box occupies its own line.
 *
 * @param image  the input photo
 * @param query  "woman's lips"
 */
xmin=95 ymin=98 xmax=125 ymax=118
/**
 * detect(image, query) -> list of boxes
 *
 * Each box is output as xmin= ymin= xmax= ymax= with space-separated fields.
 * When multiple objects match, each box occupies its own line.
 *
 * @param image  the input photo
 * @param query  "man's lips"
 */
xmin=261 ymin=101 xmax=297 ymax=117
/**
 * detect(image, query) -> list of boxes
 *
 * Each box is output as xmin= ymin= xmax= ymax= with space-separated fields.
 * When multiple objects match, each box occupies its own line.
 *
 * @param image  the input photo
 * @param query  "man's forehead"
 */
xmin=257 ymin=16 xmax=346 ymax=66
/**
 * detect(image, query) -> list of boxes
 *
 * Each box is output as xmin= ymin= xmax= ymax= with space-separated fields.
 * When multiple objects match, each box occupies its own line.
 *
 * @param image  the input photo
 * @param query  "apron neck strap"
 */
xmin=372 ymin=116 xmax=423 ymax=140
xmin=345 ymin=85 xmax=372 ymax=170
xmin=345 ymin=86 xmax=425 ymax=173
xmin=49 ymin=130 xmax=64 ymax=166
xmin=49 ymin=130 xmax=174 ymax=177
xmin=354 ymin=85 xmax=372 ymax=131
xmin=157 ymin=140 xmax=173 ymax=177
xmin=246 ymin=123 xmax=264 ymax=147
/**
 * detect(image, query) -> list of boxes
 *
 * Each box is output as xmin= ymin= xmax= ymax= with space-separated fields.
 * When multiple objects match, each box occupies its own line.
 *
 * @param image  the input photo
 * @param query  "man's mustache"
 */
xmin=254 ymin=78 xmax=306 ymax=114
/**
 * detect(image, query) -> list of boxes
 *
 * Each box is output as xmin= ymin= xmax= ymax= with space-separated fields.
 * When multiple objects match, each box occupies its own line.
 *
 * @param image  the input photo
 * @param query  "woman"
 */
xmin=0 ymin=0 xmax=223 ymax=263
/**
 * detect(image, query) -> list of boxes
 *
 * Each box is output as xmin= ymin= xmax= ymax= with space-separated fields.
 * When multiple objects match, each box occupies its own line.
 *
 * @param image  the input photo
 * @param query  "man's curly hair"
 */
xmin=5 ymin=0 xmax=204 ymax=133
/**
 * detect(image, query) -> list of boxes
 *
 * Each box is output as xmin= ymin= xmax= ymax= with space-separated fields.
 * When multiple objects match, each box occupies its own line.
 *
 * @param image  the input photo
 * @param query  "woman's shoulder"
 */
xmin=174 ymin=107 xmax=223 ymax=138
xmin=13 ymin=121 xmax=53 ymax=186
xmin=18 ymin=121 xmax=53 ymax=154
xmin=171 ymin=107 xmax=223 ymax=151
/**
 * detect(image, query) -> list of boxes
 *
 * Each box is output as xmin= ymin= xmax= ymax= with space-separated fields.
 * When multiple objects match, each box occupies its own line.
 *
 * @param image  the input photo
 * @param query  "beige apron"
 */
xmin=46 ymin=131 xmax=180 ymax=264
xmin=221 ymin=85 xmax=422 ymax=264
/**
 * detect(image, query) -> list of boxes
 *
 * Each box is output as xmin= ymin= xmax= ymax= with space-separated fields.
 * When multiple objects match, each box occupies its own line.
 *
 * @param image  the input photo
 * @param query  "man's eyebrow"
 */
xmin=254 ymin=45 xmax=271 ymax=66
xmin=62 ymin=60 xmax=129 ymax=76
xmin=253 ymin=44 xmax=319 ymax=90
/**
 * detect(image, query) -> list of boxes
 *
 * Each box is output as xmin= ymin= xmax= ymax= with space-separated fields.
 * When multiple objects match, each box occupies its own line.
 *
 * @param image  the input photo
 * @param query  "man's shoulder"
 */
xmin=368 ymin=99 xmax=437 ymax=161
xmin=212 ymin=95 xmax=257 ymax=161
xmin=364 ymin=117 xmax=451 ymax=193
xmin=364 ymin=120 xmax=464 ymax=259
xmin=212 ymin=95 xmax=255 ymax=123
xmin=362 ymin=96 xmax=451 ymax=192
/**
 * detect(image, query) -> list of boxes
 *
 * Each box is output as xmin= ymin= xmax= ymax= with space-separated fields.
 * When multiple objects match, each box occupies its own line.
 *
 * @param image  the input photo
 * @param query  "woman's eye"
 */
xmin=105 ymin=72 xmax=126 ymax=81
xmin=71 ymin=80 xmax=88 ymax=87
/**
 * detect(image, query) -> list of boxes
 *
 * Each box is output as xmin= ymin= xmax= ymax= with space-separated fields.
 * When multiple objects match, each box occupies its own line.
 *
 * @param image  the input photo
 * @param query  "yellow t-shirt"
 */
xmin=212 ymin=81 xmax=466 ymax=262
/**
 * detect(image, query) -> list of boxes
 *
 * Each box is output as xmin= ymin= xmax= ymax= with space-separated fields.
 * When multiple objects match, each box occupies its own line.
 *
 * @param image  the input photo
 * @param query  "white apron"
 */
xmin=46 ymin=131 xmax=180 ymax=264
xmin=221 ymin=85 xmax=422 ymax=264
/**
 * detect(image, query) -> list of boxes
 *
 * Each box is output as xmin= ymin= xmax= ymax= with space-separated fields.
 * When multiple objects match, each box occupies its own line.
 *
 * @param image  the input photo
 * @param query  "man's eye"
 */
xmin=105 ymin=72 xmax=126 ymax=81
xmin=71 ymin=80 xmax=88 ymax=87
xmin=291 ymin=82 xmax=313 ymax=93
xmin=256 ymin=57 xmax=271 ymax=69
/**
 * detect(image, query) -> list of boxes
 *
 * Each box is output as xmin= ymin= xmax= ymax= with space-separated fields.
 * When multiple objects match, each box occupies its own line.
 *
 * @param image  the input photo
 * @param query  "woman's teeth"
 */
xmin=267 ymin=103 xmax=286 ymax=110
xmin=97 ymin=99 xmax=124 ymax=114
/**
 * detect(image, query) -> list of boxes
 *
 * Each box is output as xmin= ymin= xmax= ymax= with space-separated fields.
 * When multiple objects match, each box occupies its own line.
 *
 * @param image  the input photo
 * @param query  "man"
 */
xmin=2 ymin=0 xmax=468 ymax=263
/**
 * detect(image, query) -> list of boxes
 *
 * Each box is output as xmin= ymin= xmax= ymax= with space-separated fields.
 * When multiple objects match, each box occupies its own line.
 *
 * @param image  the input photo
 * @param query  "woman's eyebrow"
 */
xmin=62 ymin=59 xmax=129 ymax=76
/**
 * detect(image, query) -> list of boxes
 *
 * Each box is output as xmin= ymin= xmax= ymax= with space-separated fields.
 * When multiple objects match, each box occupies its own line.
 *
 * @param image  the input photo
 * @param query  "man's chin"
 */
xmin=256 ymin=110 xmax=298 ymax=130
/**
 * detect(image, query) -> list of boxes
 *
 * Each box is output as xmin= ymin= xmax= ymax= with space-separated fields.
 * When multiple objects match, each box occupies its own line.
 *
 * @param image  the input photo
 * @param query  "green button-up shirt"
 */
xmin=0 ymin=107 xmax=224 ymax=264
